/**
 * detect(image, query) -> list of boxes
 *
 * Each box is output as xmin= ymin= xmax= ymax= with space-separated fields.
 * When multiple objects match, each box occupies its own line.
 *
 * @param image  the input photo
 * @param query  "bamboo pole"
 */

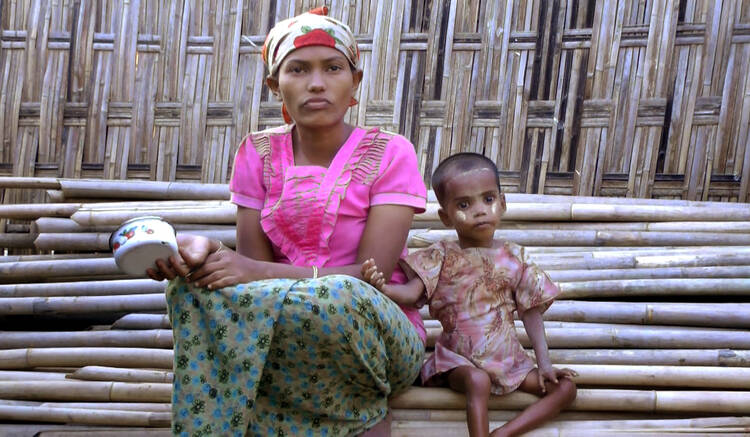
xmin=0 ymin=371 xmax=68 ymax=381
xmin=0 ymin=330 xmax=173 ymax=349
xmin=567 ymin=364 xmax=750 ymax=388
xmin=390 ymin=387 xmax=750 ymax=414
xmin=549 ymin=265 xmax=750 ymax=282
xmin=532 ymin=244 xmax=750 ymax=256
xmin=408 ymin=229 xmax=750 ymax=248
xmin=0 ymin=177 xmax=61 ymax=189
xmin=531 ymin=326 xmax=750 ymax=349
xmin=0 ymin=258 xmax=124 ymax=282
xmin=0 ymin=348 xmax=173 ymax=369
xmin=0 ymin=381 xmax=172 ymax=402
xmin=0 ymin=232 xmax=37 ymax=248
xmin=0 ymin=404 xmax=170 ymax=427
xmin=558 ymin=278 xmax=750 ymax=298
xmin=70 ymin=203 xmax=237 ymax=226
xmin=67 ymin=366 xmax=173 ymax=383
xmin=58 ymin=179 xmax=230 ymax=200
xmin=535 ymin=252 xmax=750 ymax=271
xmin=35 ymin=430 xmax=171 ymax=436
xmin=543 ymin=301 xmax=750 ymax=328
xmin=0 ymin=279 xmax=165 ymax=298
xmin=34 ymin=230 xmax=236 ymax=251
xmin=0 ymin=204 xmax=81 ymax=220
xmin=569 ymin=203 xmax=750 ymax=222
xmin=0 ymin=253 xmax=112 ymax=263
xmin=527 ymin=246 xmax=750 ymax=258
xmin=111 ymin=314 xmax=170 ymax=330
xmin=0 ymin=294 xmax=167 ymax=315
xmin=546 ymin=349 xmax=750 ymax=367
xmin=7 ymin=428 xmax=171 ymax=437
xmin=33 ymin=217 xmax=235 ymax=234
xmin=38 ymin=402 xmax=171 ymax=412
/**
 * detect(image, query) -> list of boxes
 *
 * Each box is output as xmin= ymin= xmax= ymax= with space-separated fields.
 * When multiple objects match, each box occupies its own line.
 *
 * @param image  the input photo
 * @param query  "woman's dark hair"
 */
xmin=431 ymin=152 xmax=501 ymax=205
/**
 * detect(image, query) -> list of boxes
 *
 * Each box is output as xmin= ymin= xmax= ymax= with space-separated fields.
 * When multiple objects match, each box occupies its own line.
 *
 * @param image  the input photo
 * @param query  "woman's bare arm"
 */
xmin=183 ymin=203 xmax=415 ymax=289
xmin=356 ymin=204 xmax=415 ymax=280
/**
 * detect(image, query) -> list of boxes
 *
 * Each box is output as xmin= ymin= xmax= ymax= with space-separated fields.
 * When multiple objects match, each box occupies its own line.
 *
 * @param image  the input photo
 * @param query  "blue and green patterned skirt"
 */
xmin=166 ymin=275 xmax=424 ymax=436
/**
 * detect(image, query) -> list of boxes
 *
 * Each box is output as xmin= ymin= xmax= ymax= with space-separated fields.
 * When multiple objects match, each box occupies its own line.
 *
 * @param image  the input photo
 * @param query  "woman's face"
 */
xmin=267 ymin=45 xmax=362 ymax=128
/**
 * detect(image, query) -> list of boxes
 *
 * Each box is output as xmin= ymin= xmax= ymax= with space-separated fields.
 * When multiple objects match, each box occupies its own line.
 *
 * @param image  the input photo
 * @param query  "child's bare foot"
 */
xmin=361 ymin=258 xmax=386 ymax=290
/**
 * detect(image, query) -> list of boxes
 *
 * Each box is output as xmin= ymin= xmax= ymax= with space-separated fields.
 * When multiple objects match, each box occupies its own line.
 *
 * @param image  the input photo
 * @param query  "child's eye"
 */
xmin=457 ymin=201 xmax=469 ymax=209
xmin=485 ymin=195 xmax=495 ymax=203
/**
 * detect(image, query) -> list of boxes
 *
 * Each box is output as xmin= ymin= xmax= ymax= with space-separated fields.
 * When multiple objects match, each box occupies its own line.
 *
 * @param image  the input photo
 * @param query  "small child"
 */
xmin=362 ymin=153 xmax=577 ymax=437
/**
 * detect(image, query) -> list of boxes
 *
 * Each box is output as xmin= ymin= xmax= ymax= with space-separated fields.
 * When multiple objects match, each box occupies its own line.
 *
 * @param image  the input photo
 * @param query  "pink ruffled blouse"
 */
xmin=229 ymin=124 xmax=428 ymax=342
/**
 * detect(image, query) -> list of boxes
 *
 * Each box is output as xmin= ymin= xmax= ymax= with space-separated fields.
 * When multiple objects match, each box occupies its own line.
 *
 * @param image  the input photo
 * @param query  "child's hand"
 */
xmin=537 ymin=365 xmax=578 ymax=393
xmin=361 ymin=258 xmax=387 ymax=290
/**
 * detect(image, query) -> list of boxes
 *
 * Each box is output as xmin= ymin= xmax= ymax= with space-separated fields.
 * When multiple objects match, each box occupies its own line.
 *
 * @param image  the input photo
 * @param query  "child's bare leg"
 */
xmin=490 ymin=369 xmax=576 ymax=437
xmin=446 ymin=366 xmax=492 ymax=437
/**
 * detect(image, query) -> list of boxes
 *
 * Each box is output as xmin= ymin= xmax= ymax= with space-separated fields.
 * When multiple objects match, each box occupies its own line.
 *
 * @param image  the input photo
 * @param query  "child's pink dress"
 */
xmin=403 ymin=240 xmax=561 ymax=394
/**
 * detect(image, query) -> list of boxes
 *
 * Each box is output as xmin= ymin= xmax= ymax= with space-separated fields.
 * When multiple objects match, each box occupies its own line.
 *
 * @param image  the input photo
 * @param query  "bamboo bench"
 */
xmin=1 ymin=178 xmax=750 ymax=436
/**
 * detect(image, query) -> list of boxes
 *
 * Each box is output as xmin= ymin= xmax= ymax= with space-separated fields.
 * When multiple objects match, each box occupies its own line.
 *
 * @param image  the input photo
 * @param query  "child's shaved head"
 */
xmin=431 ymin=153 xmax=501 ymax=205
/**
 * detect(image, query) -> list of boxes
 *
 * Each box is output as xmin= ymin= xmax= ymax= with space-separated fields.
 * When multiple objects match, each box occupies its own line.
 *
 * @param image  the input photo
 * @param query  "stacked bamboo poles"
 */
xmin=2 ymin=179 xmax=750 ymax=432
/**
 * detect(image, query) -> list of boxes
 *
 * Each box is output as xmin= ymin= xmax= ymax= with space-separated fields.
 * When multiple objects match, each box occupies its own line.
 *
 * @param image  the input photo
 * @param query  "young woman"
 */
xmin=149 ymin=8 xmax=427 ymax=437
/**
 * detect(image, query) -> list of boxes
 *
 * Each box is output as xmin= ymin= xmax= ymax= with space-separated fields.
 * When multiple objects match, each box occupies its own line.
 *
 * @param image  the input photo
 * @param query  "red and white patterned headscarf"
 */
xmin=262 ymin=7 xmax=360 ymax=123
xmin=262 ymin=7 xmax=360 ymax=77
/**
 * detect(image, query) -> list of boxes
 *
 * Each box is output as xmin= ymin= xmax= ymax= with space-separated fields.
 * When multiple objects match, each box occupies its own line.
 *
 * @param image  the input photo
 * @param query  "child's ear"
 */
xmin=499 ymin=193 xmax=507 ymax=214
xmin=438 ymin=208 xmax=453 ymax=227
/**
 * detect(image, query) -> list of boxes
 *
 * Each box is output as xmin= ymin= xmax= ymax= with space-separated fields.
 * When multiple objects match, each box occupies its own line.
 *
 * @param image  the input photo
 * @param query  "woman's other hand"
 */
xmin=146 ymin=234 xmax=217 ymax=281
xmin=184 ymin=244 xmax=258 ymax=290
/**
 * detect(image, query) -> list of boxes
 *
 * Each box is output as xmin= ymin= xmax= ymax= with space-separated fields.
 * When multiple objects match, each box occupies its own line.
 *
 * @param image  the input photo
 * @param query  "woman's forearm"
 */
xmin=250 ymin=258 xmax=363 ymax=281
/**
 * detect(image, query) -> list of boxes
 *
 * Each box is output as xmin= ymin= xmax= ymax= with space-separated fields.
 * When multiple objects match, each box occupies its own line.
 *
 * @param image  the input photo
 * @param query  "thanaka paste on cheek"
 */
xmin=455 ymin=211 xmax=467 ymax=223
xmin=491 ymin=203 xmax=498 ymax=215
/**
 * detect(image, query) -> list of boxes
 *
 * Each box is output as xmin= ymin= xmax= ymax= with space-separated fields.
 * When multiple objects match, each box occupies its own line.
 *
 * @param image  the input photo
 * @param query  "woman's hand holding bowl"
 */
xmin=147 ymin=234 xmax=261 ymax=290
xmin=147 ymin=234 xmax=216 ymax=281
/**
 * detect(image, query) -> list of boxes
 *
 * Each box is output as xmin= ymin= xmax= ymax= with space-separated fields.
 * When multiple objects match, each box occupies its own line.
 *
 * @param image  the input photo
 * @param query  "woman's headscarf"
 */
xmin=262 ymin=7 xmax=360 ymax=123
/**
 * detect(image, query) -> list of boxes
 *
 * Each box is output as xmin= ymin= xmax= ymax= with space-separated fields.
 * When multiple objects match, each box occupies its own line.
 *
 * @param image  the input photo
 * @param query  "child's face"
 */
xmin=438 ymin=167 xmax=506 ymax=248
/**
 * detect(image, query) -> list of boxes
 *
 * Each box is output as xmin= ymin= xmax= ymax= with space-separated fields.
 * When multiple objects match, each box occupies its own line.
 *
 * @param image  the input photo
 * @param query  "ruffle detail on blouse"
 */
xmin=318 ymin=128 xmax=393 ymax=265
xmin=312 ymin=127 xmax=393 ymax=266
xmin=258 ymin=127 xmax=394 ymax=267
xmin=348 ymin=129 xmax=389 ymax=185
xmin=258 ymin=126 xmax=322 ymax=266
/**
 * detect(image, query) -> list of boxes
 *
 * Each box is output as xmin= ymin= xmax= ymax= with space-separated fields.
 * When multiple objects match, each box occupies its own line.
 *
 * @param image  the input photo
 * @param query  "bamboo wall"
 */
xmin=1 ymin=0 xmax=750 ymax=207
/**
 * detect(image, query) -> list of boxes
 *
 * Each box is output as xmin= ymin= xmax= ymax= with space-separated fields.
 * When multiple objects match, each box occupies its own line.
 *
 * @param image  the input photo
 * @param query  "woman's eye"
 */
xmin=329 ymin=65 xmax=342 ymax=71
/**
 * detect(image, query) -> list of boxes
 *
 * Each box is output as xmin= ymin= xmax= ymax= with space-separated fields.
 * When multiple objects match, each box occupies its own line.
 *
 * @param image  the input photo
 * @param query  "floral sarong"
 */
xmin=166 ymin=274 xmax=424 ymax=436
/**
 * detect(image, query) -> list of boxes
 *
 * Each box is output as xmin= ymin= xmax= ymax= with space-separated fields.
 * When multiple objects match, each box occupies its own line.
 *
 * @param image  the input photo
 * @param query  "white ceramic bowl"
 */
xmin=110 ymin=216 xmax=178 ymax=276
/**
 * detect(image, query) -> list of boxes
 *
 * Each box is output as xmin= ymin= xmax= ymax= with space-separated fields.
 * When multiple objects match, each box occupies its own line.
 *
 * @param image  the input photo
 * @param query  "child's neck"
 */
xmin=456 ymin=235 xmax=496 ymax=249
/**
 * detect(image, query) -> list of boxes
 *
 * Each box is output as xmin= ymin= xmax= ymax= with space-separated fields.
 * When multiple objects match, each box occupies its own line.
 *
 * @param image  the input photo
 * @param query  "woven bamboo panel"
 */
xmin=1 ymin=0 xmax=749 ymax=205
